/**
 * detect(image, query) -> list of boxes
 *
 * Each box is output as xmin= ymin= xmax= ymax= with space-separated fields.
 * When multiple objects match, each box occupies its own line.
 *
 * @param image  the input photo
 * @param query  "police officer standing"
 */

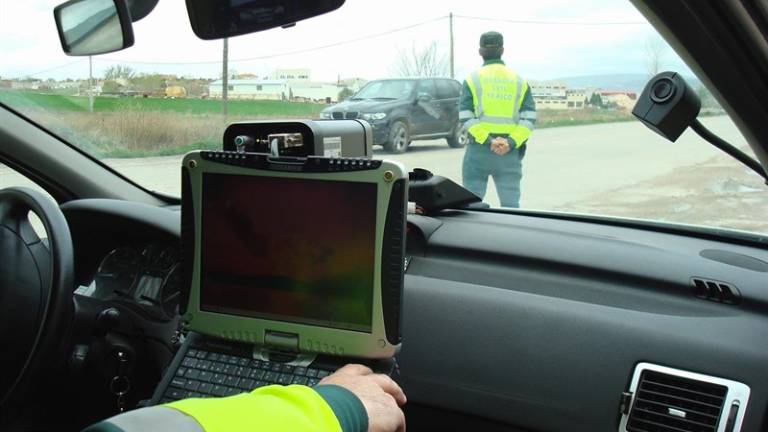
xmin=460 ymin=31 xmax=536 ymax=208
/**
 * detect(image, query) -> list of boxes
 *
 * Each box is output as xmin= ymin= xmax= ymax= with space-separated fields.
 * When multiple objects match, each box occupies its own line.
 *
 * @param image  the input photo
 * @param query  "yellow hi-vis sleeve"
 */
xmin=166 ymin=385 xmax=343 ymax=432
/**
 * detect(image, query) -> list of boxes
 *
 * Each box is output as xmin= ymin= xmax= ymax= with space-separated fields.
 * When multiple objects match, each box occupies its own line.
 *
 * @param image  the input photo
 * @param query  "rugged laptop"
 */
xmin=149 ymin=151 xmax=407 ymax=404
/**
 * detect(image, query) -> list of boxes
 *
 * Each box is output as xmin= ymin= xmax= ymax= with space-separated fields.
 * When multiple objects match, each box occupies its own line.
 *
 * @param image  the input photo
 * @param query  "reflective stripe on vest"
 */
xmin=465 ymin=64 xmax=531 ymax=146
xmin=97 ymin=406 xmax=204 ymax=432
xmin=459 ymin=109 xmax=475 ymax=120
xmin=519 ymin=110 xmax=537 ymax=121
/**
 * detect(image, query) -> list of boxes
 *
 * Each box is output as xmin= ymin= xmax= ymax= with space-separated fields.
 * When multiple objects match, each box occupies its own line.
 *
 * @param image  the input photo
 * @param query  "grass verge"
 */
xmin=2 ymin=91 xmax=655 ymax=158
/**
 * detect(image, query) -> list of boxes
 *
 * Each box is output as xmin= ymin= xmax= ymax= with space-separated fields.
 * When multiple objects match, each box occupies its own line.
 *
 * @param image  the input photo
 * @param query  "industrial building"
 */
xmin=530 ymin=81 xmax=587 ymax=110
xmin=208 ymin=79 xmax=290 ymax=100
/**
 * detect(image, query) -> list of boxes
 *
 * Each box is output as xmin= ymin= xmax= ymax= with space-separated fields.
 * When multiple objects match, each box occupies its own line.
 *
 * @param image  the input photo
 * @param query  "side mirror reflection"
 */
xmin=54 ymin=0 xmax=134 ymax=56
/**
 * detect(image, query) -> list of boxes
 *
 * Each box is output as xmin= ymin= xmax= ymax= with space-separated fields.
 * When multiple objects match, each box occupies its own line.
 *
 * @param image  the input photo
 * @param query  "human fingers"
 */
xmin=367 ymin=393 xmax=406 ymax=432
xmin=368 ymin=374 xmax=407 ymax=405
xmin=333 ymin=364 xmax=373 ymax=377
xmin=394 ymin=405 xmax=406 ymax=432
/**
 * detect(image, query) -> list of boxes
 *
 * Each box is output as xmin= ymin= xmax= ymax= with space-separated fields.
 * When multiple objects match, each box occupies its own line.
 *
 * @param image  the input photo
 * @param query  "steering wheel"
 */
xmin=0 ymin=187 xmax=74 ymax=421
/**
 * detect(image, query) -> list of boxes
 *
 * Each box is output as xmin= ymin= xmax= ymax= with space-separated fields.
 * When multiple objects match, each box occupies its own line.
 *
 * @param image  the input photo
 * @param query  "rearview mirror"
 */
xmin=54 ymin=0 xmax=134 ymax=56
xmin=185 ymin=0 xmax=346 ymax=40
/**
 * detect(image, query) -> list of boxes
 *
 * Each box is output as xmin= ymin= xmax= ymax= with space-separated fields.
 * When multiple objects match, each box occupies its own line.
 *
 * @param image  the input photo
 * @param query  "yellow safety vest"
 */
xmin=167 ymin=385 xmax=342 ymax=431
xmin=465 ymin=64 xmax=532 ymax=147
xmin=85 ymin=385 xmax=352 ymax=432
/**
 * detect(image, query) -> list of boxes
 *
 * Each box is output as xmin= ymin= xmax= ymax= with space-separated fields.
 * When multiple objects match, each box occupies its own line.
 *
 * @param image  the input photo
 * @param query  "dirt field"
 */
xmin=556 ymin=150 xmax=768 ymax=233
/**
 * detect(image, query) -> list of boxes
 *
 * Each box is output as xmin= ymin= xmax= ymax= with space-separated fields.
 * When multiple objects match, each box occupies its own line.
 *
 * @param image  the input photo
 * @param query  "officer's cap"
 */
xmin=480 ymin=31 xmax=504 ymax=48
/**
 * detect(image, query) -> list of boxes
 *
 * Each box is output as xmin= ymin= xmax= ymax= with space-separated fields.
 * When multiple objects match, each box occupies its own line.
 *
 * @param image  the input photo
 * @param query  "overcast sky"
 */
xmin=0 ymin=0 xmax=691 ymax=82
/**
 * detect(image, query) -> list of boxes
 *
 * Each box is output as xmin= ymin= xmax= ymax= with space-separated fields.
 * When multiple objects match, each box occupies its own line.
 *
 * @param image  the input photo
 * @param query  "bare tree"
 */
xmin=104 ymin=64 xmax=136 ymax=80
xmin=645 ymin=36 xmax=667 ymax=78
xmin=394 ymin=41 xmax=449 ymax=77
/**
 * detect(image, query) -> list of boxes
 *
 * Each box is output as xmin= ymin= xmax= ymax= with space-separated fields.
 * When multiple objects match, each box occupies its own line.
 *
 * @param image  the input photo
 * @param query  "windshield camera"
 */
xmin=633 ymin=71 xmax=701 ymax=142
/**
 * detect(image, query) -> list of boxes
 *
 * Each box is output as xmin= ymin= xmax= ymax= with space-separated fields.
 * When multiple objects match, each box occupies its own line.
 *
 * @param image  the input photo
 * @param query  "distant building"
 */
xmin=0 ymin=80 xmax=11 ymax=89
xmin=600 ymin=91 xmax=637 ymax=111
xmin=209 ymin=76 xmax=343 ymax=103
xmin=530 ymin=81 xmax=567 ymax=99
xmin=11 ymin=80 xmax=41 ymax=90
xmin=209 ymin=68 xmax=353 ymax=103
xmin=566 ymin=90 xmax=586 ymax=109
xmin=529 ymin=81 xmax=585 ymax=110
xmin=290 ymin=82 xmax=342 ymax=103
xmin=209 ymin=79 xmax=290 ymax=100
xmin=272 ymin=68 xmax=311 ymax=81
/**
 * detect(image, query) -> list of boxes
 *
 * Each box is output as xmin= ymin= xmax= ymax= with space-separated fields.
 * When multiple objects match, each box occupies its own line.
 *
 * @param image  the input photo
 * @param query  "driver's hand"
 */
xmin=319 ymin=364 xmax=407 ymax=432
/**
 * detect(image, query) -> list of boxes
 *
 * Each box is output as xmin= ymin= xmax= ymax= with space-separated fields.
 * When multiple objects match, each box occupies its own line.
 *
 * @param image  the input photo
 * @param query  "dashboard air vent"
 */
xmin=628 ymin=369 xmax=726 ymax=431
xmin=619 ymin=363 xmax=750 ymax=432
xmin=691 ymin=277 xmax=740 ymax=304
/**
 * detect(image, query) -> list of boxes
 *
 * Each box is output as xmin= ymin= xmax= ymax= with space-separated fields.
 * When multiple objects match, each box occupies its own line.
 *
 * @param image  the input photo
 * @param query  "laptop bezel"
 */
xmin=181 ymin=151 xmax=405 ymax=359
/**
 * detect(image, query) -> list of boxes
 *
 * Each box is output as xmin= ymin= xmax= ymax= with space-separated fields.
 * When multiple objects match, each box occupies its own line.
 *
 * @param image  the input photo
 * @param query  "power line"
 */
xmin=6 ymin=14 xmax=649 ymax=76
xmin=97 ymin=15 xmax=449 ymax=66
xmin=9 ymin=59 xmax=85 ymax=79
xmin=453 ymin=14 xmax=646 ymax=26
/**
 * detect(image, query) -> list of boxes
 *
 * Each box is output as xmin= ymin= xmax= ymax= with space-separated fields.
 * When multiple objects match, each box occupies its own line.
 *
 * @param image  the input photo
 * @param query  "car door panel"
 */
xmin=433 ymin=79 xmax=460 ymax=134
xmin=411 ymin=80 xmax=442 ymax=136
xmin=397 ymin=210 xmax=768 ymax=431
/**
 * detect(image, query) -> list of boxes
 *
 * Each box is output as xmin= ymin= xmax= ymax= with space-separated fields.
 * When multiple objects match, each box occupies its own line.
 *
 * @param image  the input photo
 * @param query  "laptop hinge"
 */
xmin=264 ymin=330 xmax=299 ymax=352
xmin=255 ymin=331 xmax=316 ymax=366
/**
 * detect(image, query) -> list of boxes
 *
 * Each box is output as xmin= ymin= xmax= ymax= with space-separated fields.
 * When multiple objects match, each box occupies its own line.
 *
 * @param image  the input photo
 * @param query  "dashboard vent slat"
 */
xmin=636 ymin=387 xmax=721 ymax=409
xmin=630 ymin=416 xmax=705 ymax=432
xmin=634 ymin=398 xmax=719 ymax=420
xmin=632 ymin=407 xmax=719 ymax=428
xmin=627 ymin=370 xmax=727 ymax=432
xmin=691 ymin=277 xmax=741 ymax=304
xmin=641 ymin=379 xmax=726 ymax=404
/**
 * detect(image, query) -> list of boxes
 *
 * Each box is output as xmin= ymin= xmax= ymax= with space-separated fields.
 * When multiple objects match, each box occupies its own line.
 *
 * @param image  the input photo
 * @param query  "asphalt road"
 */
xmin=102 ymin=116 xmax=743 ymax=209
xmin=3 ymin=115 xmax=763 ymax=232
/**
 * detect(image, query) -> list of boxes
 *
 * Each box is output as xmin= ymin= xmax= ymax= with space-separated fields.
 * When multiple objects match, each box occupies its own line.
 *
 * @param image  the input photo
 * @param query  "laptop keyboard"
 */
xmin=160 ymin=347 xmax=334 ymax=403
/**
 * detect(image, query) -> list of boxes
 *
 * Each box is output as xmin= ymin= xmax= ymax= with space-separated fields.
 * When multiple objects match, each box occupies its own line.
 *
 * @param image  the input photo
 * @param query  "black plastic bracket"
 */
xmin=408 ymin=168 xmax=481 ymax=214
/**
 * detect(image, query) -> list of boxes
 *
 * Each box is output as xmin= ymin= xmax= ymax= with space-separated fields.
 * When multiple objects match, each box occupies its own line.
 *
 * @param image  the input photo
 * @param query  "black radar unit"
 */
xmin=633 ymin=71 xmax=700 ymax=142
xmin=634 ymin=71 xmax=768 ymax=183
xmin=223 ymin=119 xmax=373 ymax=158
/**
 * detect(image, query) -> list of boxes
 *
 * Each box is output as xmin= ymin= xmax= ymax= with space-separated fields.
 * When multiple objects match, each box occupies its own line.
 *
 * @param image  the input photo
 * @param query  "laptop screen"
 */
xmin=199 ymin=173 xmax=377 ymax=333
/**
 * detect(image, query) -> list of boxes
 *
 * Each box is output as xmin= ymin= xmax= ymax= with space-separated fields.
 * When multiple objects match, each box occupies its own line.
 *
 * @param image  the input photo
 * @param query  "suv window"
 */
xmin=416 ymin=80 xmax=437 ymax=99
xmin=436 ymin=80 xmax=457 ymax=99
xmin=354 ymin=80 xmax=415 ymax=100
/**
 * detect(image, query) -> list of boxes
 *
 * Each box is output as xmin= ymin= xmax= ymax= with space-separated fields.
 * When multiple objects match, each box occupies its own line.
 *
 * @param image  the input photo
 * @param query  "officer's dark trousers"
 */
xmin=462 ymin=142 xmax=525 ymax=208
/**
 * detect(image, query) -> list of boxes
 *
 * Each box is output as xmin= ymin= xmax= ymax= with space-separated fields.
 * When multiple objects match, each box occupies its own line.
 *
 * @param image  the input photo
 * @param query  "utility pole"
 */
xmin=449 ymin=12 xmax=455 ymax=79
xmin=222 ymin=37 xmax=229 ymax=117
xmin=88 ymin=55 xmax=94 ymax=113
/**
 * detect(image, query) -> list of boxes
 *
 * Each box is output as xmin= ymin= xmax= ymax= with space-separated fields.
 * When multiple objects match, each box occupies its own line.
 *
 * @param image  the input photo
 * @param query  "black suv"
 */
xmin=320 ymin=78 xmax=468 ymax=153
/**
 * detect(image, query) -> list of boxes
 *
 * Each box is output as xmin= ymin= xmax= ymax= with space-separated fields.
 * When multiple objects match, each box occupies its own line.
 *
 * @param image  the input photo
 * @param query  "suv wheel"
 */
xmin=384 ymin=121 xmax=410 ymax=154
xmin=447 ymin=122 xmax=469 ymax=148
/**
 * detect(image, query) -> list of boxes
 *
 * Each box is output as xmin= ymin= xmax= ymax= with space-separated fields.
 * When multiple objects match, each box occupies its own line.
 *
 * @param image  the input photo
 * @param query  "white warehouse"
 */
xmin=208 ymin=79 xmax=289 ymax=100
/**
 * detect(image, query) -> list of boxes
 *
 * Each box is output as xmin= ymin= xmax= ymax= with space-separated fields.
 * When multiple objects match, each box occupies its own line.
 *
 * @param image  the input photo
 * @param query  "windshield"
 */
xmin=1 ymin=0 xmax=767 ymax=235
xmin=353 ymin=81 xmax=415 ymax=100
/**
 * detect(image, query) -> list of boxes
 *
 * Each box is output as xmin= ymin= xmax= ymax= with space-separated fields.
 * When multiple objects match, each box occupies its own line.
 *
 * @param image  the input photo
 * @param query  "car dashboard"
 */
xmin=74 ymin=243 xmax=182 ymax=322
xmin=57 ymin=198 xmax=768 ymax=432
